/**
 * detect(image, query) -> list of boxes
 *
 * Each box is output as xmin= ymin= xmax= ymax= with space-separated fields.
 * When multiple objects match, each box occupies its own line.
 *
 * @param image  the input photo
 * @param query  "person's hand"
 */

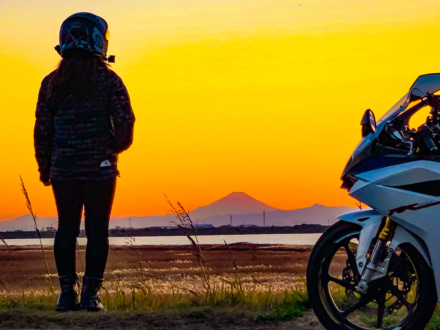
xmin=41 ymin=179 xmax=51 ymax=186
xmin=40 ymin=174 xmax=51 ymax=186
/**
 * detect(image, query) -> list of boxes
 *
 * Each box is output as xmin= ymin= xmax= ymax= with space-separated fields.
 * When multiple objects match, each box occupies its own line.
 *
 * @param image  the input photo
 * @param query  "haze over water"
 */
xmin=3 ymin=234 xmax=321 ymax=247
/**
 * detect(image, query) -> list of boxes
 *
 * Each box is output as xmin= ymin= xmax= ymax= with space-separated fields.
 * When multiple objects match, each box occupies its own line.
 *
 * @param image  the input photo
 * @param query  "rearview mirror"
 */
xmin=361 ymin=109 xmax=376 ymax=137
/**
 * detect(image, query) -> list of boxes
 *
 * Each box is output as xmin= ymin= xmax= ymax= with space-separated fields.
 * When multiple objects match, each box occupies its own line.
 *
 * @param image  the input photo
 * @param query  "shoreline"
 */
xmin=0 ymin=224 xmax=328 ymax=239
xmin=0 ymin=242 xmax=315 ymax=251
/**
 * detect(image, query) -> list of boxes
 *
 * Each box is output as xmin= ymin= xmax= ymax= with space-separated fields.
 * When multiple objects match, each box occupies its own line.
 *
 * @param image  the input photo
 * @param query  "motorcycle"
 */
xmin=307 ymin=74 xmax=440 ymax=329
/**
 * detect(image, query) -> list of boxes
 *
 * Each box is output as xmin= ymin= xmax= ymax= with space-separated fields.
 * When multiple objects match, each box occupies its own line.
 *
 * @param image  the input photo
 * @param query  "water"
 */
xmin=1 ymin=233 xmax=322 ymax=246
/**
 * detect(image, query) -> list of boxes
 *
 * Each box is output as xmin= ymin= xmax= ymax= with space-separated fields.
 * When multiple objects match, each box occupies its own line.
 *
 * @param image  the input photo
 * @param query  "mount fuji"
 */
xmin=0 ymin=192 xmax=357 ymax=231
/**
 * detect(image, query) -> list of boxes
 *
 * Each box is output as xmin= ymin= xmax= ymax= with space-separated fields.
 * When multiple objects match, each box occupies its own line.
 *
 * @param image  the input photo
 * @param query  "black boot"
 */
xmin=79 ymin=276 xmax=106 ymax=312
xmin=56 ymin=275 xmax=79 ymax=311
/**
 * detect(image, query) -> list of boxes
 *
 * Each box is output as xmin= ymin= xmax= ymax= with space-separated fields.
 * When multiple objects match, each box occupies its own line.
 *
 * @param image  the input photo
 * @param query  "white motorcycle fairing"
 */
xmin=344 ymin=159 xmax=440 ymax=299
xmin=338 ymin=210 xmax=431 ymax=273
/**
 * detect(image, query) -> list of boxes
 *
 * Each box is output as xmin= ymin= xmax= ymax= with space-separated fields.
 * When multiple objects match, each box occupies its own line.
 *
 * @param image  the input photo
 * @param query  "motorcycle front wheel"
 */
xmin=307 ymin=221 xmax=437 ymax=330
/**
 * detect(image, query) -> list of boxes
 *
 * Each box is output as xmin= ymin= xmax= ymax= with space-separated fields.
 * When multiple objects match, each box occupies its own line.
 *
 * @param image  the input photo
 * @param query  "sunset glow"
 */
xmin=2 ymin=0 xmax=440 ymax=220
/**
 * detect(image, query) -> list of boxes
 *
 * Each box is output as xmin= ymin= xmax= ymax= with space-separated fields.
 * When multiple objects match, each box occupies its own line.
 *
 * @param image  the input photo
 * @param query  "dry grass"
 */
xmin=0 ymin=243 xmax=311 ymax=298
xmin=0 ymin=242 xmax=312 ymax=330
xmin=106 ymin=244 xmax=309 ymax=297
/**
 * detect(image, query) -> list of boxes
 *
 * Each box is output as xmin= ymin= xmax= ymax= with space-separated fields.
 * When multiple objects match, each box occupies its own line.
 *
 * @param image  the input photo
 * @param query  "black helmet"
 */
xmin=56 ymin=12 xmax=114 ymax=62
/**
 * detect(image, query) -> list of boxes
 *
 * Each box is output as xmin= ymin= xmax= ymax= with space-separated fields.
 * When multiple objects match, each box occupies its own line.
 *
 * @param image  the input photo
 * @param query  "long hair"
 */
xmin=47 ymin=52 xmax=109 ymax=105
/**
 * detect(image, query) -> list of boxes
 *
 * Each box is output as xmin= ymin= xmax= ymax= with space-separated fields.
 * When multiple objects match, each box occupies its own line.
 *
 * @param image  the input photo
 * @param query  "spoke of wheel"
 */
xmin=342 ymin=291 xmax=375 ymax=317
xmin=376 ymin=291 xmax=386 ymax=328
xmin=388 ymin=282 xmax=414 ymax=313
xmin=343 ymin=242 xmax=359 ymax=278
xmin=323 ymin=273 xmax=357 ymax=291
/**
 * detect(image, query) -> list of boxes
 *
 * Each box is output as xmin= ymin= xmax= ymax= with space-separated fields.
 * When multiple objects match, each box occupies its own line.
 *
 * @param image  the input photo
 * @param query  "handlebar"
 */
xmin=423 ymin=135 xmax=438 ymax=153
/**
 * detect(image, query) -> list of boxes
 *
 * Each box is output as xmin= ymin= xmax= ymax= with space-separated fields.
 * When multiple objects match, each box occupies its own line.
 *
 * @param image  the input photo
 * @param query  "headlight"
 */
xmin=341 ymin=173 xmax=358 ymax=190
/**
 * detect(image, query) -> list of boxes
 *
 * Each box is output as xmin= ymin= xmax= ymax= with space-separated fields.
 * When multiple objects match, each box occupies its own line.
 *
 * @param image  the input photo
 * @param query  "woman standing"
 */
xmin=34 ymin=12 xmax=135 ymax=311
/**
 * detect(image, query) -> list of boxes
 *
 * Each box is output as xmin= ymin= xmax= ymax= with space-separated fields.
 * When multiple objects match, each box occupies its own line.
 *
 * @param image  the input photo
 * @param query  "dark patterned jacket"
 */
xmin=34 ymin=68 xmax=135 ymax=181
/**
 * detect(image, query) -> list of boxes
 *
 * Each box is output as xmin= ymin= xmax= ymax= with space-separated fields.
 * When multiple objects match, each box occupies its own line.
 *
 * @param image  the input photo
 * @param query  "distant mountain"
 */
xmin=0 ymin=214 xmax=177 ymax=232
xmin=109 ymin=214 xmax=176 ymax=229
xmin=191 ymin=204 xmax=358 ymax=227
xmin=189 ymin=192 xmax=279 ymax=219
xmin=0 ymin=215 xmax=59 ymax=232
xmin=0 ymin=193 xmax=358 ymax=231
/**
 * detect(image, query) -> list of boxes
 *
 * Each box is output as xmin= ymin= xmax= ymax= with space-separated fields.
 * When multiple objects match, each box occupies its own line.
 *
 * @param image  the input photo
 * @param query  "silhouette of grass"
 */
xmin=166 ymin=196 xmax=212 ymax=298
xmin=19 ymin=176 xmax=53 ymax=292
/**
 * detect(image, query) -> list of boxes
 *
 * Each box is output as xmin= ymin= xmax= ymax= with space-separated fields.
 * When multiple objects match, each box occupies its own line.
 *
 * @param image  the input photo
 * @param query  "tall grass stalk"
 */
xmin=223 ymin=240 xmax=245 ymax=295
xmin=19 ymin=176 xmax=53 ymax=291
xmin=166 ymin=196 xmax=211 ymax=296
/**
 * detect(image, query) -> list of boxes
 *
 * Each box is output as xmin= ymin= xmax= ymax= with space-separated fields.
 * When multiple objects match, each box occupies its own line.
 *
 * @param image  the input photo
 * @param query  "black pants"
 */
xmin=51 ymin=178 xmax=116 ymax=279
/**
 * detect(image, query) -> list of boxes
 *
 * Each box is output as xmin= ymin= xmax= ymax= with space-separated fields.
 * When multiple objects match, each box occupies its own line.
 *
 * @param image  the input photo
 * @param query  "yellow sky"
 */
xmin=1 ymin=0 xmax=440 ymax=220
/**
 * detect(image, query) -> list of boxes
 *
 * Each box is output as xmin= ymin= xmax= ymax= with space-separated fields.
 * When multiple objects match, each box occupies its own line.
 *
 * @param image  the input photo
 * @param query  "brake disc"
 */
xmin=342 ymin=251 xmax=412 ymax=315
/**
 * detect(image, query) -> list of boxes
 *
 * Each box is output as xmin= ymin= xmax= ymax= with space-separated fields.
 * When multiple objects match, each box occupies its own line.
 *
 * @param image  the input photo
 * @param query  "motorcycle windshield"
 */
xmin=378 ymin=73 xmax=440 ymax=124
xmin=376 ymin=93 xmax=410 ymax=125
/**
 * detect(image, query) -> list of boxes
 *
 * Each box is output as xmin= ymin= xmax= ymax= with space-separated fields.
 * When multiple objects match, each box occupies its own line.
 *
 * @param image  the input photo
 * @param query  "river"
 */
xmin=1 ymin=233 xmax=322 ymax=246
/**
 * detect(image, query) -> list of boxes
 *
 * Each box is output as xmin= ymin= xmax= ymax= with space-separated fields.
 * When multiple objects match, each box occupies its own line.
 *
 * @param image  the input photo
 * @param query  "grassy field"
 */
xmin=2 ymin=241 xmax=440 ymax=329
xmin=0 ymin=242 xmax=318 ymax=329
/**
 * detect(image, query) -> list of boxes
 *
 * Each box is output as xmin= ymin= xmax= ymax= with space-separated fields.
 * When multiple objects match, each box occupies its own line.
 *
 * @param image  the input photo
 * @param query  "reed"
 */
xmin=166 ymin=196 xmax=212 ymax=297
xmin=19 ymin=176 xmax=53 ymax=291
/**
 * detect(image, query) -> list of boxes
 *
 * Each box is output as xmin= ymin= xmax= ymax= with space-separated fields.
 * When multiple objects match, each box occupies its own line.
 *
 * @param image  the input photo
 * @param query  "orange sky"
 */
xmin=2 ymin=0 xmax=440 ymax=220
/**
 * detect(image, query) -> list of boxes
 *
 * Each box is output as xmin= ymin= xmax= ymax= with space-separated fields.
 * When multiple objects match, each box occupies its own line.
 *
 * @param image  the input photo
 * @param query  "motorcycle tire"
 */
xmin=307 ymin=220 xmax=437 ymax=330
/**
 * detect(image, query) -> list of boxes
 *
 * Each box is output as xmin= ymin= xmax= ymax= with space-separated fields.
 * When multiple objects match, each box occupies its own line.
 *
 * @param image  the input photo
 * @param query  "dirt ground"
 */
xmin=0 ymin=309 xmax=325 ymax=329
xmin=0 ymin=243 xmax=326 ymax=329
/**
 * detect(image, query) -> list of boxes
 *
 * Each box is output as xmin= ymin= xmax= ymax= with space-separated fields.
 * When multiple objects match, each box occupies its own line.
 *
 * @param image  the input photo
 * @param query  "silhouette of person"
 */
xmin=34 ymin=12 xmax=135 ymax=311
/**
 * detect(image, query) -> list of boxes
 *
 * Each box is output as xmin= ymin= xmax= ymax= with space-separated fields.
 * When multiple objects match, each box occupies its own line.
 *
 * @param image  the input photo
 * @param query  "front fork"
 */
xmin=356 ymin=217 xmax=396 ymax=294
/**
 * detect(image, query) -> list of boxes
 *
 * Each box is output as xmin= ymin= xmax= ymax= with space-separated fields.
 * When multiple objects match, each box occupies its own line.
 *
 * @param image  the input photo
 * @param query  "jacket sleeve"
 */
xmin=34 ymin=75 xmax=54 ymax=182
xmin=109 ymin=72 xmax=135 ymax=153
